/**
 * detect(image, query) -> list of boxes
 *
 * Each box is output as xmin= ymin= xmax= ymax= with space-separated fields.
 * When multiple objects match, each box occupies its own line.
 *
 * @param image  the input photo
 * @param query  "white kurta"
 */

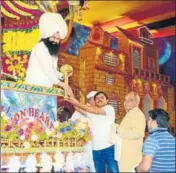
xmin=25 ymin=42 xmax=63 ymax=87
xmin=71 ymin=111 xmax=96 ymax=172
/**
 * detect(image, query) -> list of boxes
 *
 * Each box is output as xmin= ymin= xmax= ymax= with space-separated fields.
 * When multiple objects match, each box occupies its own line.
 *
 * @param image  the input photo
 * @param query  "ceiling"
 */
xmin=1 ymin=0 xmax=175 ymax=39
xmin=75 ymin=0 xmax=175 ymax=38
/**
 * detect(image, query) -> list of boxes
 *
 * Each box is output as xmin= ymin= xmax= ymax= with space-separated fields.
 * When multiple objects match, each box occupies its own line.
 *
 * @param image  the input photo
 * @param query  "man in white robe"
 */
xmin=25 ymin=12 xmax=67 ymax=88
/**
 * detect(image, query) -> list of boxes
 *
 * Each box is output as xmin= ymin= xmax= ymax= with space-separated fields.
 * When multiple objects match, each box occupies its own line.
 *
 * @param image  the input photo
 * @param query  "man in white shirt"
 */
xmin=66 ymin=91 xmax=119 ymax=172
xmin=25 ymin=12 xmax=67 ymax=89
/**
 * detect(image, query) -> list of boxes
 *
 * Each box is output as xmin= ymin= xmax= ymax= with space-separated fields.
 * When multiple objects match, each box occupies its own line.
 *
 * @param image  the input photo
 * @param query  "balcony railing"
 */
xmin=134 ymin=68 xmax=170 ymax=83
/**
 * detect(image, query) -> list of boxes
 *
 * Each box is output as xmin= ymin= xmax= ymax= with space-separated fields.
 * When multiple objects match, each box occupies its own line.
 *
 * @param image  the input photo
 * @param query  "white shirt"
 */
xmin=71 ymin=110 xmax=95 ymax=172
xmin=87 ymin=105 xmax=115 ymax=150
xmin=71 ymin=111 xmax=86 ymax=121
xmin=25 ymin=42 xmax=62 ymax=87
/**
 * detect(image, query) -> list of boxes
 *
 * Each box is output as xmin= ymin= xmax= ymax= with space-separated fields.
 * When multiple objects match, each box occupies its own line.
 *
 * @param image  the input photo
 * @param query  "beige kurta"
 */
xmin=117 ymin=107 xmax=146 ymax=172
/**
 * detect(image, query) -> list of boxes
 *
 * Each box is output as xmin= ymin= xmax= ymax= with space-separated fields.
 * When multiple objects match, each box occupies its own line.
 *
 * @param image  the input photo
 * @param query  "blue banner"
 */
xmin=1 ymin=90 xmax=57 ymax=128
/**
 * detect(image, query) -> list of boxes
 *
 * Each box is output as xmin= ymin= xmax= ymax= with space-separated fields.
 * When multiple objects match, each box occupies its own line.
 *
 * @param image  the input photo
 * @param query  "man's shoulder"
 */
xmin=130 ymin=107 xmax=145 ymax=118
xmin=104 ymin=104 xmax=113 ymax=108
xmin=103 ymin=104 xmax=114 ymax=110
xmin=145 ymin=133 xmax=158 ymax=144
xmin=102 ymin=104 xmax=115 ymax=115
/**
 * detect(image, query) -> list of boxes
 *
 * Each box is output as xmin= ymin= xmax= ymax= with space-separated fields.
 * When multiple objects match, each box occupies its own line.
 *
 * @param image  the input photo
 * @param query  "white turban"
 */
xmin=39 ymin=12 xmax=68 ymax=39
xmin=86 ymin=91 xmax=98 ymax=99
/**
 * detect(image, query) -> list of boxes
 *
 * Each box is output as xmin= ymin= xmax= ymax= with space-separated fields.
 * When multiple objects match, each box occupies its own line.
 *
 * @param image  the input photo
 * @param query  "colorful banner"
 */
xmin=1 ymin=89 xmax=57 ymax=129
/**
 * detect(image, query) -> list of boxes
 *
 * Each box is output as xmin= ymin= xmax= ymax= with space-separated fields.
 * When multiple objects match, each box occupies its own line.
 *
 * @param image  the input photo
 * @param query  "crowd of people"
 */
xmin=25 ymin=12 xmax=176 ymax=172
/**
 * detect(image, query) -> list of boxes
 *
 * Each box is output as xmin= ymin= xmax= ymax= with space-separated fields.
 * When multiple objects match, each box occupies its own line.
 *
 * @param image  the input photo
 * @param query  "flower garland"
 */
xmin=1 ymin=112 xmax=92 ymax=148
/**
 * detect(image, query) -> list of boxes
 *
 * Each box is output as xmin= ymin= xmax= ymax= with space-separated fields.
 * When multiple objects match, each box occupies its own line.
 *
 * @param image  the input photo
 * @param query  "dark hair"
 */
xmin=94 ymin=91 xmax=108 ymax=100
xmin=148 ymin=108 xmax=170 ymax=128
xmin=57 ymin=107 xmax=72 ymax=123
xmin=57 ymin=101 xmax=75 ymax=123
xmin=41 ymin=38 xmax=60 ymax=56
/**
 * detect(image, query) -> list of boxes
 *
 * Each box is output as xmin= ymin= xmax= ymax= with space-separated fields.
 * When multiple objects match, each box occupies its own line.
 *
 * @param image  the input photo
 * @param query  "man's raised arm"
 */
xmin=65 ymin=97 xmax=106 ymax=115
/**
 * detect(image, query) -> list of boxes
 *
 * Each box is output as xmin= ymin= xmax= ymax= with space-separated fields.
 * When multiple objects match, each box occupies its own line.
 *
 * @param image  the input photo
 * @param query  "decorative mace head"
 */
xmin=60 ymin=64 xmax=73 ymax=84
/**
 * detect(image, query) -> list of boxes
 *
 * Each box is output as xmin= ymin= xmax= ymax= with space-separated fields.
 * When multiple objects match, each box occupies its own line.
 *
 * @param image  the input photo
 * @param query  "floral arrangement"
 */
xmin=1 ymin=112 xmax=92 ymax=148
xmin=52 ymin=118 xmax=92 ymax=144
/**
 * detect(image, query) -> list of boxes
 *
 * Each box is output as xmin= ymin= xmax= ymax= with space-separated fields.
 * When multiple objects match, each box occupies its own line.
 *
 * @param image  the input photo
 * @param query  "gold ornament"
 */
xmin=60 ymin=64 xmax=73 ymax=84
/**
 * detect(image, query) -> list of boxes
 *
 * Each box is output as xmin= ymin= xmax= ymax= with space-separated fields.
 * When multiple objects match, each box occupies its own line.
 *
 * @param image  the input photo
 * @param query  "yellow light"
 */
xmin=96 ymin=47 xmax=102 ymax=55
xmin=122 ymin=22 xmax=141 ymax=30
xmin=136 ymin=78 xmax=142 ymax=85
xmin=152 ymin=83 xmax=157 ymax=88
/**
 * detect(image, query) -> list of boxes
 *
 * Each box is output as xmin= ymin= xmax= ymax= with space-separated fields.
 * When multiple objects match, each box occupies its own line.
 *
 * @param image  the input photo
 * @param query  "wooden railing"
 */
xmin=134 ymin=68 xmax=170 ymax=83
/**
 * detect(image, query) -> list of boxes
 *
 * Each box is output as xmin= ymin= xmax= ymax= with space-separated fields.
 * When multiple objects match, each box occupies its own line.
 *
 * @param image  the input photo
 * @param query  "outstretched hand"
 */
xmin=57 ymin=81 xmax=74 ymax=99
xmin=64 ymin=96 xmax=80 ymax=106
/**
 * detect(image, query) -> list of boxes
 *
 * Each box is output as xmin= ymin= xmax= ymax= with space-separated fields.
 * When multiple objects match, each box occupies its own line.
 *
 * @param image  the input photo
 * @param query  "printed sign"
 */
xmin=1 ymin=90 xmax=57 ymax=128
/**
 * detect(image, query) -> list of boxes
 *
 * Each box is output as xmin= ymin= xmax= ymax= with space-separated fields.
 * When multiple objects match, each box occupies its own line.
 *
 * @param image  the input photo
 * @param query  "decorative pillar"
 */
xmin=79 ymin=57 xmax=86 ymax=103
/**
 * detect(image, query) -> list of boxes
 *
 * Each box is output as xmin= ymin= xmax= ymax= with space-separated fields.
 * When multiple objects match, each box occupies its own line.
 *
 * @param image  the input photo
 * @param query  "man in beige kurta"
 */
xmin=116 ymin=92 xmax=146 ymax=172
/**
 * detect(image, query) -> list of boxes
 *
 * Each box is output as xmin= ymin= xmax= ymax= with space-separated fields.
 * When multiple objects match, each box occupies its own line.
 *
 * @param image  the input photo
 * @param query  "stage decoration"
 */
xmin=2 ymin=151 xmax=91 ymax=172
xmin=40 ymin=152 xmax=53 ymax=172
xmin=1 ymin=0 xmax=41 ymax=20
xmin=1 ymin=79 xmax=92 ymax=171
xmin=2 ymin=25 xmax=40 ymax=82
xmin=68 ymin=0 xmax=89 ymax=21
xmin=5 ymin=55 xmax=28 ymax=82
xmin=1 ymin=111 xmax=92 ymax=171
xmin=54 ymin=151 xmax=65 ymax=172
xmin=24 ymin=154 xmax=37 ymax=172
xmin=67 ymin=23 xmax=90 ymax=56
xmin=7 ymin=156 xmax=21 ymax=172
xmin=2 ymin=25 xmax=39 ymax=56
xmin=1 ymin=5 xmax=19 ymax=20
xmin=144 ymin=82 xmax=151 ymax=94
xmin=1 ymin=80 xmax=64 ymax=96
xmin=34 ymin=0 xmax=59 ymax=13
xmin=1 ymin=112 xmax=92 ymax=148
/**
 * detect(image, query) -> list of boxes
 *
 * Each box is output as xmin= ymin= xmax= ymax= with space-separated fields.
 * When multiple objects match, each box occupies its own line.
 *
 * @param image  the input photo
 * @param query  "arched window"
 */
xmin=158 ymin=96 xmax=167 ymax=110
xmin=143 ymin=94 xmax=153 ymax=120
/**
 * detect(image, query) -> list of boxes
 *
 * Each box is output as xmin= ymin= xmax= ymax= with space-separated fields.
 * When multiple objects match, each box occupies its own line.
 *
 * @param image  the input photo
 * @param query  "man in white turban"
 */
xmin=25 ymin=12 xmax=68 ymax=88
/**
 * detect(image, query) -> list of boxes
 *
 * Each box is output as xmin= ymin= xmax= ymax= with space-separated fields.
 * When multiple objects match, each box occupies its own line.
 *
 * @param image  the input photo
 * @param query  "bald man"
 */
xmin=115 ymin=92 xmax=146 ymax=172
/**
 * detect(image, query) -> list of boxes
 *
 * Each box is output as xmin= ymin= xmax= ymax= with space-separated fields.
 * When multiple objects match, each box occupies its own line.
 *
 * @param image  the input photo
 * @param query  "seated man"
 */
xmin=135 ymin=108 xmax=176 ymax=172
